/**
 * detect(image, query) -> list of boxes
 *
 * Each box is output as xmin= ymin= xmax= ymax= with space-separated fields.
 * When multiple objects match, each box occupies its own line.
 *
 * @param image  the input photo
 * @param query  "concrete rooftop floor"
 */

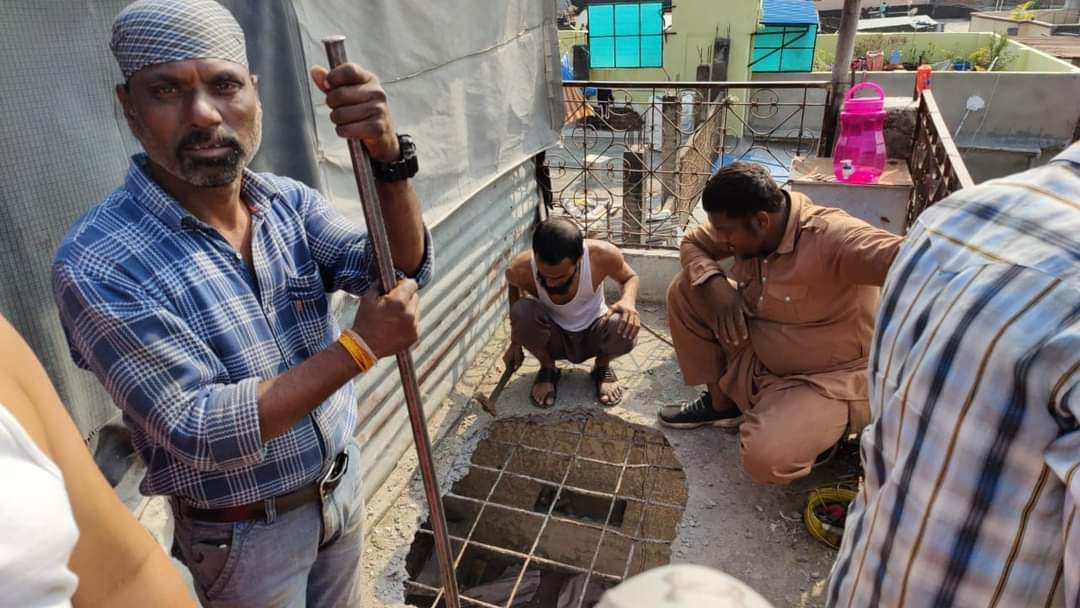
xmin=361 ymin=306 xmax=861 ymax=608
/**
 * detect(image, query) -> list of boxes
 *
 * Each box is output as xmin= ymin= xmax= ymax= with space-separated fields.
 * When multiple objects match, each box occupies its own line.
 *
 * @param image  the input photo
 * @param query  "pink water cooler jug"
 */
xmin=833 ymin=82 xmax=887 ymax=184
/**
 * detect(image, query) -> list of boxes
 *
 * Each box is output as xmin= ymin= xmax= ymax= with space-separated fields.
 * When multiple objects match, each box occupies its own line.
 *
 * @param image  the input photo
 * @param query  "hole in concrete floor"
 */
xmin=404 ymin=413 xmax=687 ymax=608
xmin=534 ymin=486 xmax=627 ymax=527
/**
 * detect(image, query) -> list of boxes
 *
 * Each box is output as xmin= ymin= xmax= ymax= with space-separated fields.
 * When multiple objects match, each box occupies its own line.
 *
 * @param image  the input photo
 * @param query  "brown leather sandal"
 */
xmin=591 ymin=366 xmax=622 ymax=407
xmin=531 ymin=367 xmax=561 ymax=409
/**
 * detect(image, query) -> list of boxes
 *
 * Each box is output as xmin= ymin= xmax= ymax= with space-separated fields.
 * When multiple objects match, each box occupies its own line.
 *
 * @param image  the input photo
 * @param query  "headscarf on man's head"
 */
xmin=110 ymin=0 xmax=248 ymax=80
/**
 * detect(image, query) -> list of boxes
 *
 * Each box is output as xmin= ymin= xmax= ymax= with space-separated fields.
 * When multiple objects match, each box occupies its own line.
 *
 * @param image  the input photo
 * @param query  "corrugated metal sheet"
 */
xmin=341 ymin=161 xmax=540 ymax=501
xmin=761 ymin=0 xmax=820 ymax=25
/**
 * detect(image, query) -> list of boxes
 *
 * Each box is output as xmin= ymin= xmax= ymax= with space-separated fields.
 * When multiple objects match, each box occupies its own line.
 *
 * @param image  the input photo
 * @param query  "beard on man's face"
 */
xmin=174 ymin=129 xmax=246 ymax=187
xmin=538 ymin=268 xmax=577 ymax=295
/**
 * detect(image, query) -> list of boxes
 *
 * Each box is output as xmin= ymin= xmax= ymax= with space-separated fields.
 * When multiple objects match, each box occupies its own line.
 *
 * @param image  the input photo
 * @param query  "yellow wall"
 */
xmin=557 ymin=0 xmax=762 ymax=82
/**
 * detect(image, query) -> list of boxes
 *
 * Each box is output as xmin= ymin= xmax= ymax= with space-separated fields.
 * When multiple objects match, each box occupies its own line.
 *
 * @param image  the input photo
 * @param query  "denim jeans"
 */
xmin=171 ymin=440 xmax=364 ymax=607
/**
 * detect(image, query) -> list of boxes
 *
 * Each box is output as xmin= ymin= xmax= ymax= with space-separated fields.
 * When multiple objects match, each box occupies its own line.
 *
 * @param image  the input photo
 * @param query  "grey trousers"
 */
xmin=510 ymin=298 xmax=635 ymax=364
xmin=171 ymin=440 xmax=364 ymax=607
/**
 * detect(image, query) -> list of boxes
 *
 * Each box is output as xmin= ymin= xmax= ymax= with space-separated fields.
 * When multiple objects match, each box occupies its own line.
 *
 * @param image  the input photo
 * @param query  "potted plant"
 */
xmin=969 ymin=34 xmax=1014 ymax=71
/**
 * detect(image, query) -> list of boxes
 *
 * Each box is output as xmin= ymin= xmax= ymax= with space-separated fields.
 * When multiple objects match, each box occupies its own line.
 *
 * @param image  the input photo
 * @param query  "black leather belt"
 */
xmin=177 ymin=450 xmax=349 ymax=523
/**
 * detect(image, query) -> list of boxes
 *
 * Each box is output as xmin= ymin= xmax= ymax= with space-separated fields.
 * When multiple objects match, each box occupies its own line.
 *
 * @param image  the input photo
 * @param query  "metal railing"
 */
xmin=907 ymin=89 xmax=976 ymax=227
xmin=543 ymin=80 xmax=831 ymax=248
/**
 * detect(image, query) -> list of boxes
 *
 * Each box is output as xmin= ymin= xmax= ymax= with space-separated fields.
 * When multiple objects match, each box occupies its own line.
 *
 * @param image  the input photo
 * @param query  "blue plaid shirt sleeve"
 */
xmin=295 ymin=184 xmax=434 ymax=295
xmin=52 ymin=260 xmax=265 ymax=472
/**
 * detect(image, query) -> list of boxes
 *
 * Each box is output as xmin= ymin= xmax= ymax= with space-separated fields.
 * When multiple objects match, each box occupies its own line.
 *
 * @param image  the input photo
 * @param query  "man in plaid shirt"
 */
xmin=51 ymin=1 xmax=429 ymax=605
xmin=828 ymin=143 xmax=1079 ymax=607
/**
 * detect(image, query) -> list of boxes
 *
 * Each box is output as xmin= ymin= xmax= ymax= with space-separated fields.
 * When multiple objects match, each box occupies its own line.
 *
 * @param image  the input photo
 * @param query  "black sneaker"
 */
xmin=658 ymin=392 xmax=743 ymax=429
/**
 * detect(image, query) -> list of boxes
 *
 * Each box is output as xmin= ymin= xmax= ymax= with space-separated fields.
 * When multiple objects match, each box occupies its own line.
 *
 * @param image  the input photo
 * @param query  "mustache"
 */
xmin=176 ymin=130 xmax=242 ymax=156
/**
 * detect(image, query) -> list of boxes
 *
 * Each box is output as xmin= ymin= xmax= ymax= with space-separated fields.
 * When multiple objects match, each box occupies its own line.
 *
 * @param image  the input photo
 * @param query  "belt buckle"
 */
xmin=319 ymin=450 xmax=349 ymax=498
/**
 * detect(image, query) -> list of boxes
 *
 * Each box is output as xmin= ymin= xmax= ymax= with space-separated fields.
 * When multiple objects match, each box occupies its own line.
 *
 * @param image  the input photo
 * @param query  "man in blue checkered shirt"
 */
xmin=50 ymin=1 xmax=429 ymax=605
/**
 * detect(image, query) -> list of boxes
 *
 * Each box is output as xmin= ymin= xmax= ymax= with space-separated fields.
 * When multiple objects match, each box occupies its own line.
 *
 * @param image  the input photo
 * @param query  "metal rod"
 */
xmin=430 ymin=420 xmax=525 ymax=607
xmin=445 ymin=492 xmax=677 ymax=545
xmin=505 ymin=430 xmax=588 ymax=605
xmin=462 ymin=463 xmax=684 ymax=510
xmin=412 ymin=527 xmax=623 ymax=582
xmin=797 ymin=86 xmax=808 ymax=157
xmin=575 ymin=430 xmax=639 ymax=608
xmin=321 ymin=35 xmax=461 ymax=608
xmin=477 ymin=438 xmax=682 ymax=472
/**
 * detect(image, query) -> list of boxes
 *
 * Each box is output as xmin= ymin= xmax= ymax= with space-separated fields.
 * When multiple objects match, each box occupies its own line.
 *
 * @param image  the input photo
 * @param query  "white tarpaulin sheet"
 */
xmin=0 ymin=0 xmax=560 ymax=445
xmin=294 ymin=0 xmax=561 ymax=226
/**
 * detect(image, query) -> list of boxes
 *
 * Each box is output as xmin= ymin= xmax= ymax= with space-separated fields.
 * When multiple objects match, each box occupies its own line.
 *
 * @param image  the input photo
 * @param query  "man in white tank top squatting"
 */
xmin=503 ymin=218 xmax=641 ymax=408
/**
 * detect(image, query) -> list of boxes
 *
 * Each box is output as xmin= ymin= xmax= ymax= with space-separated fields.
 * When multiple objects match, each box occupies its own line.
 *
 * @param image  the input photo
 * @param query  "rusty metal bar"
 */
xmin=321 ymin=36 xmax=460 ymax=608
xmin=482 ymin=433 xmax=682 ymax=469
xmin=575 ymin=430 xmax=639 ymax=608
xmin=413 ymin=521 xmax=663 ymax=579
xmin=445 ymin=492 xmax=677 ymax=546
xmin=622 ymin=431 xmax=677 ymax=580
xmin=430 ymin=419 xmax=527 ymax=607
xmin=406 ymin=580 xmax=501 ymax=608
xmin=504 ymin=430 xmax=588 ymax=605
xmin=458 ymin=464 xmax=685 ymax=511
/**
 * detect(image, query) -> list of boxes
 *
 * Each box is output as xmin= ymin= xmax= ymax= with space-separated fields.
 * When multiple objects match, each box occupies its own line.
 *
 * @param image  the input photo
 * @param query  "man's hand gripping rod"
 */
xmin=322 ymin=35 xmax=461 ymax=608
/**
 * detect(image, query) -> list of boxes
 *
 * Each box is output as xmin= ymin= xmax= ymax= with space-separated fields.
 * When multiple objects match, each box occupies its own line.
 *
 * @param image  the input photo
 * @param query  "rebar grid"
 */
xmin=427 ymin=417 xmax=530 ymax=608
xmin=409 ymin=530 xmax=625 ymax=583
xmin=444 ymin=492 xmax=676 ymax=546
xmin=621 ymin=449 xmax=670 ymax=580
xmin=500 ymin=425 xmax=588 ymax=606
xmin=408 ymin=417 xmax=687 ymax=608
xmin=573 ymin=426 xmax=638 ymax=608
xmin=462 ymin=460 xmax=685 ymax=512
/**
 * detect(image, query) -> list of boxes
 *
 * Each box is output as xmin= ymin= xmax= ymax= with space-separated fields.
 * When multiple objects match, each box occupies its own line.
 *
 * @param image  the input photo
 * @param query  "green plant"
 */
xmin=1009 ymin=1 xmax=1036 ymax=21
xmin=915 ymin=42 xmax=940 ymax=65
xmin=970 ymin=34 xmax=1016 ymax=71
xmin=970 ymin=46 xmax=992 ymax=68
xmin=813 ymin=47 xmax=835 ymax=72
xmin=853 ymin=34 xmax=885 ymax=60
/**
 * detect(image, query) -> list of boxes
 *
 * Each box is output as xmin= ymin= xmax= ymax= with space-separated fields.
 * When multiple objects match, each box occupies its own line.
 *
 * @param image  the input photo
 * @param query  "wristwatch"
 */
xmin=370 ymin=134 xmax=418 ymax=182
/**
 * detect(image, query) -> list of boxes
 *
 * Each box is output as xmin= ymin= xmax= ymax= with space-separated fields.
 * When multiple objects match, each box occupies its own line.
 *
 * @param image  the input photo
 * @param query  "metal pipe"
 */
xmin=820 ymin=0 xmax=862 ymax=156
xmin=321 ymin=35 xmax=461 ymax=608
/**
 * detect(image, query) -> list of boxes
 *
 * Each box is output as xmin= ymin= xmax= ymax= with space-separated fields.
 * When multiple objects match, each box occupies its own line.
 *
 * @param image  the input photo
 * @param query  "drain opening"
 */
xmin=403 ymin=413 xmax=688 ymax=608
xmin=534 ymin=486 xmax=627 ymax=527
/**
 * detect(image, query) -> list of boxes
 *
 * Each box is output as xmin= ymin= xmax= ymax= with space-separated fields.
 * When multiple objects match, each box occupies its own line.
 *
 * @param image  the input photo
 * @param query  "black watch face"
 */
xmin=399 ymin=135 xmax=416 ymax=158
xmin=372 ymin=135 xmax=417 ymax=181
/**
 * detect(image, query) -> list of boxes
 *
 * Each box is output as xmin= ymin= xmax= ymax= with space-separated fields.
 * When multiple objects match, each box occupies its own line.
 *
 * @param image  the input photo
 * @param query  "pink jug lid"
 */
xmin=843 ymin=82 xmax=885 ymax=113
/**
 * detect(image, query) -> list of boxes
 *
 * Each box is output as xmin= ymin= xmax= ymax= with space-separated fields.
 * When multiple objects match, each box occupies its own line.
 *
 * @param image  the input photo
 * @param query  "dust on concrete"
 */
xmin=361 ymin=307 xmax=855 ymax=608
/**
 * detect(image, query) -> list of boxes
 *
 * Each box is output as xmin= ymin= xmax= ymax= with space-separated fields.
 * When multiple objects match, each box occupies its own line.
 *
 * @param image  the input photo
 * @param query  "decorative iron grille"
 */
xmin=543 ymin=80 xmax=831 ymax=248
xmin=907 ymin=89 xmax=976 ymax=227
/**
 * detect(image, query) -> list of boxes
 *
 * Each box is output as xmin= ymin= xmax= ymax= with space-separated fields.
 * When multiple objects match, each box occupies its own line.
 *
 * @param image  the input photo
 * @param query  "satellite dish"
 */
xmin=966 ymin=95 xmax=986 ymax=112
